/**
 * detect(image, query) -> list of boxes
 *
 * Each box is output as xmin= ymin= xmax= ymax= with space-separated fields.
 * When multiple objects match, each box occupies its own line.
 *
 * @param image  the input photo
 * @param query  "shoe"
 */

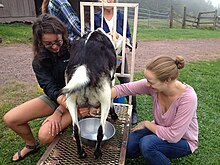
xmin=131 ymin=113 xmax=137 ymax=124
xmin=11 ymin=142 xmax=40 ymax=162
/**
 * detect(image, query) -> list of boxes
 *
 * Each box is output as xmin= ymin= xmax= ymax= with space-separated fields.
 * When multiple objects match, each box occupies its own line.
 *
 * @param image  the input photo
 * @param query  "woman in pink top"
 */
xmin=112 ymin=56 xmax=198 ymax=164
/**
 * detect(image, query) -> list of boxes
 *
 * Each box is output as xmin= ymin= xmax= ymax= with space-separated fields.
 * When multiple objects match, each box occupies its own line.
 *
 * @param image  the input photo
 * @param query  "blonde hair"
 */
xmin=145 ymin=56 xmax=185 ymax=82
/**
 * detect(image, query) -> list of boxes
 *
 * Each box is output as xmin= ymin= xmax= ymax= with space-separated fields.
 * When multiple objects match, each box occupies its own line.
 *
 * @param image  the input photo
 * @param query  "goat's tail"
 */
xmin=62 ymin=65 xmax=90 ymax=94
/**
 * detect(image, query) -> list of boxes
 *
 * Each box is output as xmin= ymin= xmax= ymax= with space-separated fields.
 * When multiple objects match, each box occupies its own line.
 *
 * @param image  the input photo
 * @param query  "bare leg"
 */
xmin=3 ymin=97 xmax=54 ymax=161
xmin=38 ymin=109 xmax=72 ymax=144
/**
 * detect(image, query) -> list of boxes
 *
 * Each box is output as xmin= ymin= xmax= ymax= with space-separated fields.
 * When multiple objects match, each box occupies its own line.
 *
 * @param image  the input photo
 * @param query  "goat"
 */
xmin=62 ymin=28 xmax=118 ymax=159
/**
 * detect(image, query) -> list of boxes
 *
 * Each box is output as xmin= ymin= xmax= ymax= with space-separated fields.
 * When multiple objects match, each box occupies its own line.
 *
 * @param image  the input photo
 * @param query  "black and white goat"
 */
xmin=62 ymin=28 xmax=118 ymax=159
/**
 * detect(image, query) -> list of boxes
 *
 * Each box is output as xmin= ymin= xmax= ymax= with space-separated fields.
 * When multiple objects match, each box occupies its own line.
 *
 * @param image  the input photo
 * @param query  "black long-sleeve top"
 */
xmin=32 ymin=45 xmax=70 ymax=103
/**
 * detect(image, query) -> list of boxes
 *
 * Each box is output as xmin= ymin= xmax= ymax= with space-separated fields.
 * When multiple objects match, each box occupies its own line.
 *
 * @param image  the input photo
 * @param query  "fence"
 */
xmin=171 ymin=6 xmax=219 ymax=29
xmin=129 ymin=8 xmax=170 ymax=29
xmin=126 ymin=6 xmax=219 ymax=29
xmin=196 ymin=10 xmax=218 ymax=28
xmin=0 ymin=0 xmax=36 ymax=23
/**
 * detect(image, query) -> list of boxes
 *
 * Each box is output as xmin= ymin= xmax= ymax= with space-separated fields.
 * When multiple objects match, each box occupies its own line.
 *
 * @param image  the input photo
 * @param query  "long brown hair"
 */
xmin=41 ymin=0 xmax=50 ymax=14
xmin=145 ymin=56 xmax=185 ymax=82
xmin=32 ymin=13 xmax=68 ymax=60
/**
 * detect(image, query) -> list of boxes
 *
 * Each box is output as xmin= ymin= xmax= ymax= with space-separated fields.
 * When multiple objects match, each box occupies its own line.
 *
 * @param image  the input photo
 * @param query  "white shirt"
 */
xmin=104 ymin=17 xmax=114 ymax=32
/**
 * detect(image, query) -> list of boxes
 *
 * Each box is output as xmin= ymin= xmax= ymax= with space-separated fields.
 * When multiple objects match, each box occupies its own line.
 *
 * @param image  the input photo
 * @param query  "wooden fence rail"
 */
xmin=169 ymin=5 xmax=219 ymax=29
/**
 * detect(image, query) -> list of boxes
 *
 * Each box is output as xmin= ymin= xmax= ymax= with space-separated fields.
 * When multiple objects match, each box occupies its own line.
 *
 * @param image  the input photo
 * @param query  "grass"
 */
xmin=136 ymin=28 xmax=220 ymax=41
xmin=0 ymin=23 xmax=220 ymax=164
xmin=1 ymin=23 xmax=220 ymax=44
xmin=0 ymin=60 xmax=220 ymax=164
xmin=0 ymin=23 xmax=32 ymax=44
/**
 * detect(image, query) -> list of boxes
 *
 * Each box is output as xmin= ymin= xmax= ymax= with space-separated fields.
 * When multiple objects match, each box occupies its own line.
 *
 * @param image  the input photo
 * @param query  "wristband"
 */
xmin=56 ymin=108 xmax=64 ymax=116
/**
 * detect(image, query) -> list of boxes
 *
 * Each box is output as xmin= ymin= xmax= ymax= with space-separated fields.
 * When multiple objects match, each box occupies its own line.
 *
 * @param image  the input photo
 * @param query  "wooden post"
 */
xmin=213 ymin=9 xmax=217 ymax=29
xmin=182 ymin=6 xmax=186 ymax=29
xmin=197 ymin=12 xmax=201 ymax=28
xmin=170 ymin=5 xmax=174 ymax=28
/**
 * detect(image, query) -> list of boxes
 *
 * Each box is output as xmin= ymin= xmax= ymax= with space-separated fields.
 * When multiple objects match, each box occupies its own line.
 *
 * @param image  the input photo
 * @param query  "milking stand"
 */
xmin=37 ymin=2 xmax=138 ymax=164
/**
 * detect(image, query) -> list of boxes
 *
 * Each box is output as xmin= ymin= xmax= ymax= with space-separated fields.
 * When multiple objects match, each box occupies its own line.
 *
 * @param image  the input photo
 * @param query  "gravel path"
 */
xmin=0 ymin=38 xmax=220 ymax=85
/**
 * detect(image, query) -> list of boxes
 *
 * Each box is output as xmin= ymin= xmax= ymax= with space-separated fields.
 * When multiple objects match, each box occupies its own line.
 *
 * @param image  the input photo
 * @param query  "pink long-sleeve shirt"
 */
xmin=114 ymin=79 xmax=198 ymax=153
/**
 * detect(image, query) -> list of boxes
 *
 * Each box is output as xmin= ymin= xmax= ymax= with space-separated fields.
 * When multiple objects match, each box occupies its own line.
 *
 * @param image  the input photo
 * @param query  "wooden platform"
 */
xmin=37 ymin=103 xmax=132 ymax=165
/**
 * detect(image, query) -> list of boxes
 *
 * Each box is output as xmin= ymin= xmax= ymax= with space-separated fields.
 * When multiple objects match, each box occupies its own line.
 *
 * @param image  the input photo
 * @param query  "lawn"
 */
xmin=0 ymin=23 xmax=220 ymax=164
xmin=1 ymin=23 xmax=220 ymax=44
xmin=0 ymin=23 xmax=32 ymax=44
xmin=0 ymin=60 xmax=220 ymax=164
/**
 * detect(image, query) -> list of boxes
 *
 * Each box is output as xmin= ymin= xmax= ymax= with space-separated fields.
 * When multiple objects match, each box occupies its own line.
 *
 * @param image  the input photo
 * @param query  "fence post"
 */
xmin=170 ymin=5 xmax=174 ymax=28
xmin=182 ymin=6 xmax=186 ymax=29
xmin=213 ymin=9 xmax=217 ymax=29
xmin=197 ymin=12 xmax=201 ymax=28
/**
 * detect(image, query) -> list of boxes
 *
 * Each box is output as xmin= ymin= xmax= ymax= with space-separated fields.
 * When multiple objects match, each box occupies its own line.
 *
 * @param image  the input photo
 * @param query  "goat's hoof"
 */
xmin=78 ymin=149 xmax=87 ymax=159
xmin=94 ymin=149 xmax=102 ymax=159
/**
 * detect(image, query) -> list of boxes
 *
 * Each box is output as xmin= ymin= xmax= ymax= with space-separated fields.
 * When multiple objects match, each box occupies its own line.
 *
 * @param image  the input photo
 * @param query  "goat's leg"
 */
xmin=94 ymin=84 xmax=111 ymax=159
xmin=66 ymin=94 xmax=87 ymax=158
xmin=109 ymin=102 xmax=118 ymax=121
xmin=94 ymin=125 xmax=103 ymax=159
xmin=110 ymin=72 xmax=118 ymax=120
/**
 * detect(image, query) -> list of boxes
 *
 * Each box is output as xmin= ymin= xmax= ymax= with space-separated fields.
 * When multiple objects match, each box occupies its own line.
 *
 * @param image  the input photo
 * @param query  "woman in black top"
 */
xmin=3 ymin=14 xmax=72 ymax=162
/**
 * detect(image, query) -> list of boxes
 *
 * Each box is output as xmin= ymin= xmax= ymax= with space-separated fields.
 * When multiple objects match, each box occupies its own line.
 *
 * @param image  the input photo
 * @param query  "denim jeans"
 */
xmin=126 ymin=128 xmax=192 ymax=165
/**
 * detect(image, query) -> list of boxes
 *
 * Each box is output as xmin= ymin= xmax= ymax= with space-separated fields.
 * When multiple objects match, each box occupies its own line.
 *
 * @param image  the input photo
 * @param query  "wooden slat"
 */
xmin=0 ymin=0 xmax=4 ymax=18
xmin=81 ymin=2 xmax=138 ymax=8
xmin=17 ymin=0 xmax=25 ymax=17
xmin=0 ymin=0 xmax=36 ymax=22
xmin=1 ymin=0 xmax=10 ymax=17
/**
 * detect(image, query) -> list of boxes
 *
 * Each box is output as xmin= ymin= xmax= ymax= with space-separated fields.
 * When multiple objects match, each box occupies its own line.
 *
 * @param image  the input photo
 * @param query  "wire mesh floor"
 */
xmin=37 ymin=103 xmax=132 ymax=165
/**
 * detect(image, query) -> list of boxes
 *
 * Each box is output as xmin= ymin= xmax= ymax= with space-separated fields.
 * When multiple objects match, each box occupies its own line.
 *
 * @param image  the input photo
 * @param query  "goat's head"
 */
xmin=107 ymin=31 xmax=132 ymax=55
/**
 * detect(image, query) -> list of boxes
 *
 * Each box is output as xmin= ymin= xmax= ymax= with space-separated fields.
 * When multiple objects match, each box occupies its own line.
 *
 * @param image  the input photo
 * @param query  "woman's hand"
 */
xmin=131 ymin=121 xmax=147 ymax=132
xmin=57 ymin=95 xmax=66 ymax=108
xmin=78 ymin=107 xmax=100 ymax=118
xmin=42 ymin=110 xmax=62 ymax=136
xmin=131 ymin=120 xmax=156 ymax=133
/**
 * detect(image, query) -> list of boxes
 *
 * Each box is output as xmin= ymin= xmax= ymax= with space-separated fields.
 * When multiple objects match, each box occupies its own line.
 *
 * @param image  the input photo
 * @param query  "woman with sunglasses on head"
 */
xmin=3 ymin=14 xmax=74 ymax=162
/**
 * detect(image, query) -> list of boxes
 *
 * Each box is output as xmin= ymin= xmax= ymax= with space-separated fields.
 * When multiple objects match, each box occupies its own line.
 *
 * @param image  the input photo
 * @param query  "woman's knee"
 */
xmin=139 ymin=134 xmax=159 ymax=153
xmin=126 ymin=132 xmax=142 ymax=158
xmin=3 ymin=110 xmax=18 ymax=127
xmin=38 ymin=124 xmax=55 ymax=144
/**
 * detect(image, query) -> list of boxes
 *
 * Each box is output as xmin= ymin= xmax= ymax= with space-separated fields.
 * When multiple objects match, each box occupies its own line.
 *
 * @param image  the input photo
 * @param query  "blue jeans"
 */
xmin=126 ymin=128 xmax=192 ymax=165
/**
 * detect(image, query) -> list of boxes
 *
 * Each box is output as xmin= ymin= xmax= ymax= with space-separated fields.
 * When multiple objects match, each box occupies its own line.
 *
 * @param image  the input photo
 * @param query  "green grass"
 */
xmin=0 ymin=23 xmax=32 ymax=44
xmin=1 ymin=23 xmax=220 ymax=44
xmin=0 ymin=60 xmax=220 ymax=164
xmin=136 ymin=28 xmax=220 ymax=41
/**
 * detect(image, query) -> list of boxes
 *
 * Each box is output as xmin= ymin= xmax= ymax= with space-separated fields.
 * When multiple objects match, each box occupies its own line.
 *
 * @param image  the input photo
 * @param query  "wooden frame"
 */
xmin=80 ymin=2 xmax=138 ymax=104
